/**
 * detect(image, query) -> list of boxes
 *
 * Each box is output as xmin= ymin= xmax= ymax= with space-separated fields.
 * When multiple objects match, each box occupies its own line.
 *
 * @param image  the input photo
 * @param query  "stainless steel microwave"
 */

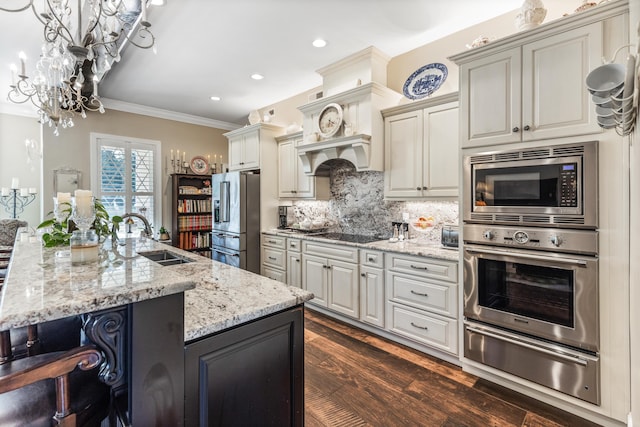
xmin=463 ymin=141 xmax=598 ymax=229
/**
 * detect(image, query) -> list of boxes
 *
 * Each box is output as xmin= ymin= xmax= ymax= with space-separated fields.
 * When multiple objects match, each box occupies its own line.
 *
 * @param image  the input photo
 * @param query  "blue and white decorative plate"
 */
xmin=403 ymin=63 xmax=448 ymax=100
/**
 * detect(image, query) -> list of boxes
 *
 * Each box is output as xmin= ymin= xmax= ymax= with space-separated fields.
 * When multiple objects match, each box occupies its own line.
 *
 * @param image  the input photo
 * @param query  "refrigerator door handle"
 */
xmin=219 ymin=181 xmax=230 ymax=222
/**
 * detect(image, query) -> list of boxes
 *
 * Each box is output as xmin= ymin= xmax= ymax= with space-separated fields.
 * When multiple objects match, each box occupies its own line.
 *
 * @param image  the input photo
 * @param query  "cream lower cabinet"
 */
xmin=385 ymin=252 xmax=458 ymax=355
xmin=359 ymin=249 xmax=384 ymax=327
xmin=452 ymin=20 xmax=603 ymax=148
xmin=383 ymin=93 xmax=459 ymax=199
xmin=286 ymin=238 xmax=302 ymax=288
xmin=261 ymin=234 xmax=286 ymax=283
xmin=302 ymin=241 xmax=359 ymax=319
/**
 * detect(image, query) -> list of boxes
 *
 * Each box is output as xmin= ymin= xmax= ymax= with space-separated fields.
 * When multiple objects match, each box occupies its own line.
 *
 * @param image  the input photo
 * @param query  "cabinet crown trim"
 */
xmin=381 ymin=92 xmax=458 ymax=117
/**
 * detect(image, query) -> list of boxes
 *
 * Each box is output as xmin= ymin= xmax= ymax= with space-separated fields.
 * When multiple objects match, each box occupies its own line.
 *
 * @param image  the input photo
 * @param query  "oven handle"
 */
xmin=465 ymin=247 xmax=588 ymax=267
xmin=466 ymin=325 xmax=589 ymax=366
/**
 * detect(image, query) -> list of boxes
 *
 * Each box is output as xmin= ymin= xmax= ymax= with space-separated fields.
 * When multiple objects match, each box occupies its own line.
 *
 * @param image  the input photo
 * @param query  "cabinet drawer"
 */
xmin=302 ymin=241 xmax=358 ymax=263
xmin=386 ymin=302 xmax=458 ymax=355
xmin=287 ymin=238 xmax=301 ymax=252
xmin=261 ymin=265 xmax=286 ymax=283
xmin=261 ymin=234 xmax=286 ymax=249
xmin=262 ymin=247 xmax=286 ymax=269
xmin=386 ymin=272 xmax=457 ymax=318
xmin=386 ymin=253 xmax=457 ymax=282
xmin=360 ymin=249 xmax=384 ymax=268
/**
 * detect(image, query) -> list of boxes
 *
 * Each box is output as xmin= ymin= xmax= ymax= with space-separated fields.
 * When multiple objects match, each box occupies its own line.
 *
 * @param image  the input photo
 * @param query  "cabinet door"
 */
xmin=328 ymin=259 xmax=359 ymax=319
xmin=278 ymin=139 xmax=296 ymax=197
xmin=287 ymin=252 xmax=302 ymax=288
xmin=302 ymin=254 xmax=328 ymax=307
xmin=384 ymin=110 xmax=423 ymax=198
xmin=423 ymin=101 xmax=459 ymax=198
xmin=228 ymin=137 xmax=244 ymax=171
xmin=293 ymin=136 xmax=315 ymax=198
xmin=184 ymin=307 xmax=304 ymax=426
xmin=242 ymin=131 xmax=261 ymax=170
xmin=460 ymin=47 xmax=521 ymax=147
xmin=360 ymin=266 xmax=384 ymax=327
xmin=522 ymin=22 xmax=602 ymax=141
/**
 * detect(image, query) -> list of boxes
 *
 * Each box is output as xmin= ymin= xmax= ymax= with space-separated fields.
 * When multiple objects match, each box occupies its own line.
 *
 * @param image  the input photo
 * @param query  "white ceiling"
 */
xmin=0 ymin=0 xmax=535 ymax=128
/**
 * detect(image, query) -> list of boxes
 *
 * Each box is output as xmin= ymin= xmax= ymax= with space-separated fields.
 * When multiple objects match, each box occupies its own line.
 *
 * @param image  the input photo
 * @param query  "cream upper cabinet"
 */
xmin=383 ymin=93 xmax=459 ymax=199
xmin=225 ymin=123 xmax=282 ymax=172
xmin=454 ymin=21 xmax=603 ymax=148
xmin=276 ymin=131 xmax=329 ymax=199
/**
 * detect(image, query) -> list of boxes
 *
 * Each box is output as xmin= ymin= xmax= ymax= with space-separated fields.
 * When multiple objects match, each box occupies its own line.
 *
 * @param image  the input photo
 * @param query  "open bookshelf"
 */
xmin=171 ymin=174 xmax=212 ymax=258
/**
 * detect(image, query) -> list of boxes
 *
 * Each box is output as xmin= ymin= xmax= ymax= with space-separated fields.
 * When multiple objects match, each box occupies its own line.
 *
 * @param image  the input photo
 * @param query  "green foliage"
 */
xmin=37 ymin=198 xmax=123 ymax=247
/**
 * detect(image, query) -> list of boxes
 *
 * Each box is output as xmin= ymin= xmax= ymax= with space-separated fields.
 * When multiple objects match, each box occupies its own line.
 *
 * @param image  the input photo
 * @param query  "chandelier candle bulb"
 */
xmin=10 ymin=178 xmax=19 ymax=189
xmin=28 ymin=188 xmax=36 ymax=194
xmin=1 ymin=188 xmax=8 ymax=197
xmin=19 ymin=188 xmax=28 ymax=197
xmin=171 ymin=149 xmax=174 ymax=161
xmin=18 ymin=51 xmax=26 ymax=76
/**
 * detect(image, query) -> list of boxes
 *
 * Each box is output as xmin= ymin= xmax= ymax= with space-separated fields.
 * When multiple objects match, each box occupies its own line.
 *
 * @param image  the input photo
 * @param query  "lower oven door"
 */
xmin=465 ymin=321 xmax=600 ymax=405
xmin=463 ymin=244 xmax=598 ymax=352
xmin=212 ymin=246 xmax=246 ymax=270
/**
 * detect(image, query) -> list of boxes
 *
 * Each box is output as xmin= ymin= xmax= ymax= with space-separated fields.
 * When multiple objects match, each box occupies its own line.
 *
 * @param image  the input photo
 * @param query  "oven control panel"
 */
xmin=465 ymin=224 xmax=597 ymax=255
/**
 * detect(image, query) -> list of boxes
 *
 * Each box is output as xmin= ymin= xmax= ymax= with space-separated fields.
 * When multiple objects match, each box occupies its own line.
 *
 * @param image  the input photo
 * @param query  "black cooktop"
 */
xmin=315 ymin=233 xmax=382 ymax=244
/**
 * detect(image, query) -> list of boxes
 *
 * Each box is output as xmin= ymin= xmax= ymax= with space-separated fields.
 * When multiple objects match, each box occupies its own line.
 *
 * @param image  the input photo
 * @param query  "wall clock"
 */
xmin=190 ymin=156 xmax=210 ymax=175
xmin=316 ymin=103 xmax=344 ymax=139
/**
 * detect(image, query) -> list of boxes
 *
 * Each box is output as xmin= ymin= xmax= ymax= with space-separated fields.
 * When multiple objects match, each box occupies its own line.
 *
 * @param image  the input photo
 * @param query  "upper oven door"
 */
xmin=463 ymin=244 xmax=599 ymax=352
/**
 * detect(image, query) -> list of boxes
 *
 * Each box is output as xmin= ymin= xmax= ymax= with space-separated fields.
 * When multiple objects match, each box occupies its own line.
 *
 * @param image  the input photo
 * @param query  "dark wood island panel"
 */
xmin=184 ymin=305 xmax=305 ymax=426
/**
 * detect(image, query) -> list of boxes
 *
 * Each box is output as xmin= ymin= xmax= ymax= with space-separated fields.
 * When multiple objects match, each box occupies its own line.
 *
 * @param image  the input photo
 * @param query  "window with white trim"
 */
xmin=90 ymin=133 xmax=162 ymax=235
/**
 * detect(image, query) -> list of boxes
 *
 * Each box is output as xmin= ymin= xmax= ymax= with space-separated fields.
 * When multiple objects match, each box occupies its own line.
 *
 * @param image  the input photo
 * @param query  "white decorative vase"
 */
xmin=515 ymin=0 xmax=547 ymax=31
xmin=248 ymin=110 xmax=261 ymax=125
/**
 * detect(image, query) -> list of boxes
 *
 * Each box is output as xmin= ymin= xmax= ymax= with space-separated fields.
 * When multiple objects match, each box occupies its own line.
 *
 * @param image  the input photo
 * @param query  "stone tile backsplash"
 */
xmin=290 ymin=160 xmax=459 ymax=243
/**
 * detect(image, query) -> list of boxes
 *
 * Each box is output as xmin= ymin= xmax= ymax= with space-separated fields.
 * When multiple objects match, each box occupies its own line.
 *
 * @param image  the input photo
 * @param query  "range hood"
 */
xmin=296 ymin=47 xmax=402 ymax=175
xmin=297 ymin=134 xmax=372 ymax=174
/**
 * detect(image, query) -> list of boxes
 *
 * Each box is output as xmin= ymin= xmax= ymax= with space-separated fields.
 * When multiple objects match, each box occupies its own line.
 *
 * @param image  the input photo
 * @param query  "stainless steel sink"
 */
xmin=138 ymin=250 xmax=194 ymax=266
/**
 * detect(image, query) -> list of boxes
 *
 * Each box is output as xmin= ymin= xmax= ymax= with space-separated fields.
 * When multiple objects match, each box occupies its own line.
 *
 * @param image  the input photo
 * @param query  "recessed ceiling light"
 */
xmin=150 ymin=0 xmax=165 ymax=5
xmin=312 ymin=39 xmax=327 ymax=48
xmin=251 ymin=73 xmax=264 ymax=80
xmin=210 ymin=96 xmax=221 ymax=101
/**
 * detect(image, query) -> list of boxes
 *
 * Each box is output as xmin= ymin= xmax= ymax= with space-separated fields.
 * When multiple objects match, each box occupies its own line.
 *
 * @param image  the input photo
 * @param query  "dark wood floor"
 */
xmin=304 ymin=309 xmax=601 ymax=427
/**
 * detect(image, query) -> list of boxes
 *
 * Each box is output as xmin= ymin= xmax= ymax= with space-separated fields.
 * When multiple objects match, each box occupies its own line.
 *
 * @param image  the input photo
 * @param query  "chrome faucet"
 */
xmin=121 ymin=213 xmax=153 ymax=238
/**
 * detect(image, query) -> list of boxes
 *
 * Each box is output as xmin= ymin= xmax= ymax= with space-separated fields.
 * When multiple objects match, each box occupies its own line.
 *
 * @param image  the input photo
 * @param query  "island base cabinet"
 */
xmin=184 ymin=306 xmax=305 ymax=427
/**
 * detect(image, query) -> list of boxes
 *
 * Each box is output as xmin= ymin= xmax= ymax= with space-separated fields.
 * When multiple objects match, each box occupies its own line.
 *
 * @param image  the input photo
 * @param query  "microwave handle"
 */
xmin=465 ymin=247 xmax=588 ymax=267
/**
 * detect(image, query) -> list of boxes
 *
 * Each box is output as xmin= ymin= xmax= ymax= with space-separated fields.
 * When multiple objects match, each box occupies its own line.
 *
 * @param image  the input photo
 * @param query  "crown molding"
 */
xmin=100 ymin=98 xmax=241 ymax=131
xmin=0 ymin=102 xmax=39 ymax=118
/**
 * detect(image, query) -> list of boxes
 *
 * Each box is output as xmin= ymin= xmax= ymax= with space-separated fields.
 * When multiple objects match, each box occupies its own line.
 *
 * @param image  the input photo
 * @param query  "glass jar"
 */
xmin=70 ymin=230 xmax=99 ymax=264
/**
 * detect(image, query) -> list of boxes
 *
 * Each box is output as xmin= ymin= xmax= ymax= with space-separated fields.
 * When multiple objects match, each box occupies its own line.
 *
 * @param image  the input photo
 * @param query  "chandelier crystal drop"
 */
xmin=2 ymin=0 xmax=157 ymax=135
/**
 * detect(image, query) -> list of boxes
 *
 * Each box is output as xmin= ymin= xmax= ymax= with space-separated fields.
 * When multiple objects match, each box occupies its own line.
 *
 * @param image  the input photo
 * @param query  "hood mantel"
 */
xmin=297 ymin=134 xmax=372 ymax=174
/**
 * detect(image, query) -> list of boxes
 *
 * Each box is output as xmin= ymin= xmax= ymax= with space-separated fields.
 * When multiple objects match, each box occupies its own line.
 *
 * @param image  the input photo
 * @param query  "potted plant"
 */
xmin=158 ymin=226 xmax=170 ymax=241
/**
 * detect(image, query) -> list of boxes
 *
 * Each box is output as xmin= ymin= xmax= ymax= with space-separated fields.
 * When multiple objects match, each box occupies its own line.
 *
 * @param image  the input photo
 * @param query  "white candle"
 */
xmin=182 ymin=151 xmax=186 ymax=162
xmin=1 ymin=188 xmax=8 ymax=196
xmin=74 ymin=190 xmax=93 ymax=217
xmin=170 ymin=149 xmax=174 ymax=161
xmin=20 ymin=188 xmax=28 ymax=197
xmin=56 ymin=192 xmax=71 ymax=204
xmin=10 ymin=177 xmax=19 ymax=189
xmin=92 ymin=76 xmax=99 ymax=98
xmin=28 ymin=187 xmax=37 ymax=194
xmin=10 ymin=64 xmax=17 ymax=85
xmin=18 ymin=51 xmax=26 ymax=76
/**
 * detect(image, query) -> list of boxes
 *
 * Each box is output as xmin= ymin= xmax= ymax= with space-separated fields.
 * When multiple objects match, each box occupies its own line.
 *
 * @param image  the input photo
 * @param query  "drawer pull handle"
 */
xmin=268 ymin=240 xmax=277 ymax=244
xmin=411 ymin=322 xmax=429 ymax=331
xmin=268 ymin=256 xmax=277 ymax=260
xmin=410 ymin=264 xmax=428 ymax=270
xmin=368 ymin=257 xmax=375 ymax=262
xmin=410 ymin=290 xmax=429 ymax=297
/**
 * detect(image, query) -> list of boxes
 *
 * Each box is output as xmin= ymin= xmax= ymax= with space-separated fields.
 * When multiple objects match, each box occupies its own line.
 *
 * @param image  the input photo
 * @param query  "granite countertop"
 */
xmin=0 ymin=238 xmax=197 ymax=331
xmin=0 ymin=237 xmax=314 ymax=342
xmin=263 ymin=230 xmax=460 ymax=262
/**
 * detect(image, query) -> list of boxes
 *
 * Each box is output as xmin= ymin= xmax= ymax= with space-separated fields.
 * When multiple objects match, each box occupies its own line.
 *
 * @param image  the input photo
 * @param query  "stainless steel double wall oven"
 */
xmin=462 ymin=141 xmax=600 ymax=404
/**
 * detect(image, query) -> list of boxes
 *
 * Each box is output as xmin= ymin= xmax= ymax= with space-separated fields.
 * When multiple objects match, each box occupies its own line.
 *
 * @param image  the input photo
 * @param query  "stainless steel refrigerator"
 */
xmin=211 ymin=171 xmax=260 ymax=273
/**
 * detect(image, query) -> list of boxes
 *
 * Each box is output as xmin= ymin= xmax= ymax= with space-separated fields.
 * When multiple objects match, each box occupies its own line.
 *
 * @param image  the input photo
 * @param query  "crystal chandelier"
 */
xmin=2 ymin=0 xmax=156 ymax=135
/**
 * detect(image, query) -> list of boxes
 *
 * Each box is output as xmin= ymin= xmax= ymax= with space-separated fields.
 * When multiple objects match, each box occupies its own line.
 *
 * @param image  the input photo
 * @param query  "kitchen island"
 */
xmin=0 ymin=236 xmax=313 ymax=426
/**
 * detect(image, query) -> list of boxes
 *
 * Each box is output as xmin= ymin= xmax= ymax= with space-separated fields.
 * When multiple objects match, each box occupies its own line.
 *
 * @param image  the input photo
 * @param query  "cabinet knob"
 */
xmin=512 ymin=126 xmax=520 ymax=133
xmin=523 ymin=125 xmax=531 ymax=131
xmin=361 ymin=273 xmax=366 ymax=277
xmin=296 ymin=259 xmax=300 ymax=263
xmin=422 ymin=186 xmax=427 ymax=190
xmin=416 ymin=187 xmax=421 ymax=191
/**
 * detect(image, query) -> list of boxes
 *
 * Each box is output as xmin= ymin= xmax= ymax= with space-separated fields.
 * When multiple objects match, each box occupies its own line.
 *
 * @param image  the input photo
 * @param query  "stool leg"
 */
xmin=27 ymin=324 xmax=40 ymax=356
xmin=0 ymin=330 xmax=12 ymax=364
